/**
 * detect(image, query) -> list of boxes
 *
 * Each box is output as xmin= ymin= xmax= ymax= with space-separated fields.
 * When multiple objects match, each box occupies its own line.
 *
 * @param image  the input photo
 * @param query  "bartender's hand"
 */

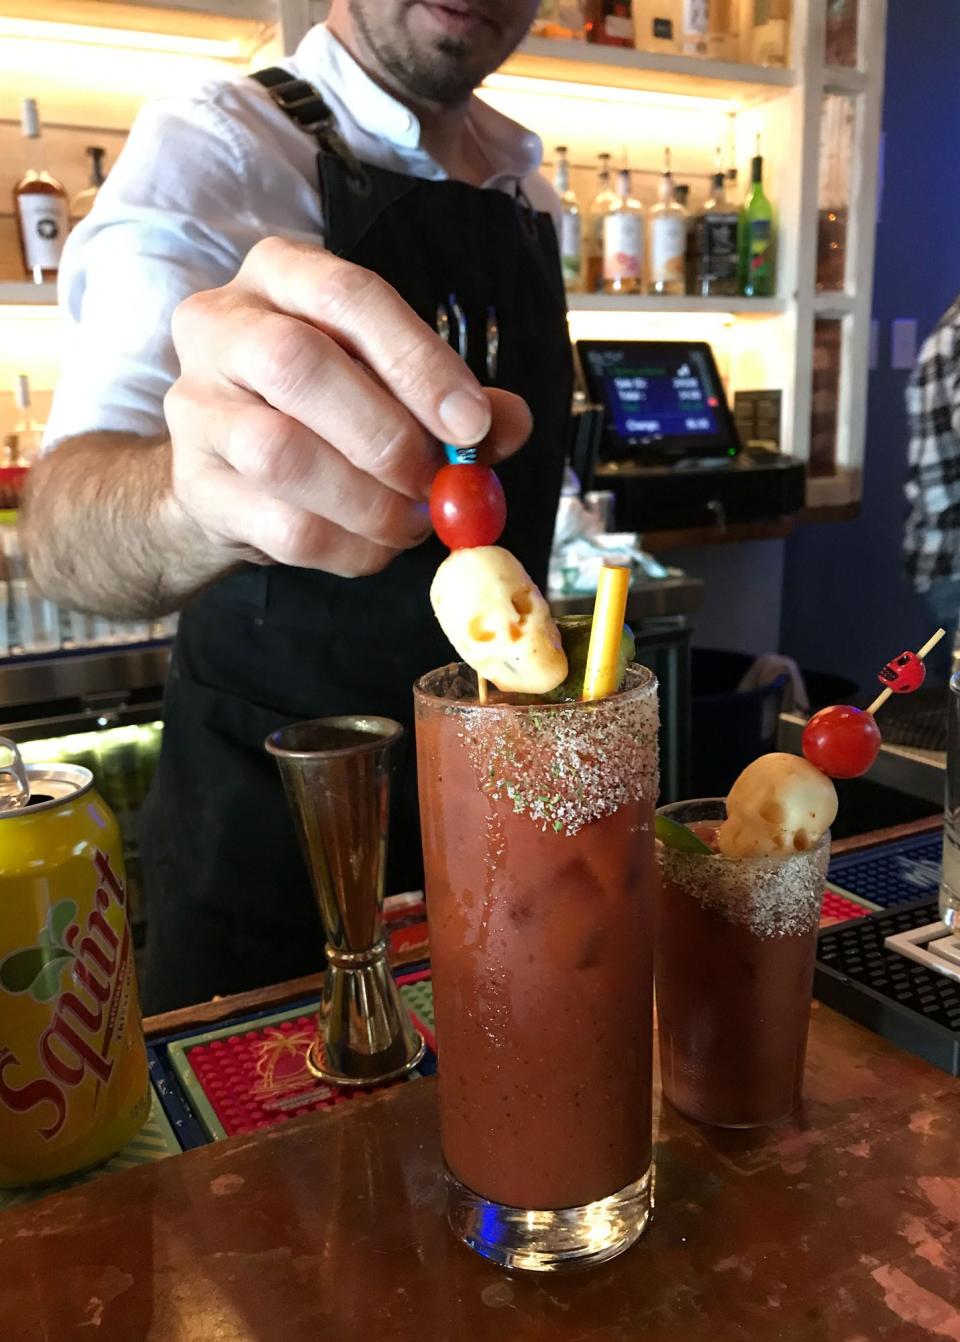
xmin=164 ymin=237 xmax=533 ymax=577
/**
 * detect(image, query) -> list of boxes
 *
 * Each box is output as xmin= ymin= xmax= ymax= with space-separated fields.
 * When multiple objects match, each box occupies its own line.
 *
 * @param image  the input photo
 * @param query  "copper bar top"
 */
xmin=3 ymin=998 xmax=959 ymax=1342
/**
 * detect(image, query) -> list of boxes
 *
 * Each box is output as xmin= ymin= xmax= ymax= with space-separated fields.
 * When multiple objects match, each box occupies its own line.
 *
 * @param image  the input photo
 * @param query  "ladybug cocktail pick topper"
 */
xmin=868 ymin=628 xmax=947 ymax=715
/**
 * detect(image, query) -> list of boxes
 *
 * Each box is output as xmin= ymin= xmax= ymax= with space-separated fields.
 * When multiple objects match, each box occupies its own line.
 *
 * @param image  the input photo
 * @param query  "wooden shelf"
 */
xmin=0 ymin=282 xmax=58 ymax=306
xmin=567 ymin=293 xmax=787 ymax=316
xmin=502 ymin=36 xmax=795 ymax=104
xmin=813 ymin=292 xmax=856 ymax=317
xmin=823 ymin=67 xmax=868 ymax=95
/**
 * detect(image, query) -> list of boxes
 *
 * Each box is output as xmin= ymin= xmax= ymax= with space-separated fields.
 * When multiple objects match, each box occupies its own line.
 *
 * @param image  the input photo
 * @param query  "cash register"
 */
xmin=573 ymin=339 xmax=806 ymax=533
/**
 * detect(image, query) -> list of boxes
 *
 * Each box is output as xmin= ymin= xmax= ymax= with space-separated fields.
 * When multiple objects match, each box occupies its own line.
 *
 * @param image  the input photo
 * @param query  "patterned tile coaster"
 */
xmin=168 ymin=984 xmax=436 ymax=1142
xmin=0 ymin=1085 xmax=180 ymax=1212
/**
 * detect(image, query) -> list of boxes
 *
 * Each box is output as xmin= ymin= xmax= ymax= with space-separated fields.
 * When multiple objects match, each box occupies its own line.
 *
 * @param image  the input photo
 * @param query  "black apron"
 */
xmin=139 ymin=71 xmax=573 ymax=1013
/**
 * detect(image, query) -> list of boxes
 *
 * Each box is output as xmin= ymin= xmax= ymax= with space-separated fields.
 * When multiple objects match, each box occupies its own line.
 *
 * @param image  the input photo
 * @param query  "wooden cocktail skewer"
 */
xmin=866 ymin=627 xmax=946 ymax=715
xmin=478 ymin=676 xmax=489 ymax=706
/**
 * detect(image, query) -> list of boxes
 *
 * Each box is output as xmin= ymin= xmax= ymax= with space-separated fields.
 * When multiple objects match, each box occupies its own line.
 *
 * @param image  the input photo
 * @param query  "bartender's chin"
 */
xmin=350 ymin=0 xmax=505 ymax=105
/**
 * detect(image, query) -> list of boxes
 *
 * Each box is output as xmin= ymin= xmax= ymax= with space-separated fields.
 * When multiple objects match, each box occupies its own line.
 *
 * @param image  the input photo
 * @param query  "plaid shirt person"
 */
xmin=904 ymin=294 xmax=960 ymax=593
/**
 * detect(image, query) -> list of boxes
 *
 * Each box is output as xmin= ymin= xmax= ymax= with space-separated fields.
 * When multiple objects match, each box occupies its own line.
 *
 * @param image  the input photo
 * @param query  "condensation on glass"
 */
xmin=825 ymin=0 xmax=859 ymax=67
xmin=817 ymin=95 xmax=855 ymax=292
xmin=810 ymin=319 xmax=842 ymax=476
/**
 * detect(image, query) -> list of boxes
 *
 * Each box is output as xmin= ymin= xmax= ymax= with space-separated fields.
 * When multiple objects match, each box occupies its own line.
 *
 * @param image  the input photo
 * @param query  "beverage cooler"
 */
xmin=0 ymin=515 xmax=173 ymax=945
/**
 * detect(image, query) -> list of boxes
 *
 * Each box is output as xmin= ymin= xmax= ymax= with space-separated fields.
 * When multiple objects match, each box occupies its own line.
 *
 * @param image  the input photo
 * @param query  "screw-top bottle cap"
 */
xmin=616 ymin=167 xmax=631 ymax=197
xmin=752 ymin=154 xmax=763 ymax=184
xmin=713 ymin=171 xmax=725 ymax=191
xmin=15 ymin=374 xmax=30 ymax=411
xmin=555 ymin=145 xmax=568 ymax=156
xmin=21 ymin=98 xmax=40 ymax=139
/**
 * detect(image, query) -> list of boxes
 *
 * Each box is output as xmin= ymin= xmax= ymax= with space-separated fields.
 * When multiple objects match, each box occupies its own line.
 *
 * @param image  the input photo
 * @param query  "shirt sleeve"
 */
xmin=44 ymin=90 xmax=259 ymax=446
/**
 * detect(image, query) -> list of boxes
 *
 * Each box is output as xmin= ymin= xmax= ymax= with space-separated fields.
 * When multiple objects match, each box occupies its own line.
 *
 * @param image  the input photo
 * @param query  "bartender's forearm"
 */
xmin=23 ymin=434 xmax=243 ymax=619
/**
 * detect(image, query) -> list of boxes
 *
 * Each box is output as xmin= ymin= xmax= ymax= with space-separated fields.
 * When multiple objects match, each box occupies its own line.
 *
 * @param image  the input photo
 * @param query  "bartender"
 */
xmin=24 ymin=0 xmax=572 ymax=1012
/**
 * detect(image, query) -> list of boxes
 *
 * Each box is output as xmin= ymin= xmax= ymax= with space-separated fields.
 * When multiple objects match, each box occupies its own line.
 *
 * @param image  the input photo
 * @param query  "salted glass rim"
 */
xmin=413 ymin=661 xmax=656 ymax=713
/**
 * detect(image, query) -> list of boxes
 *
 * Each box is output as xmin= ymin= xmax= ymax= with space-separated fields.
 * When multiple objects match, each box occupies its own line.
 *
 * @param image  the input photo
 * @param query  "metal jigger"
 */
xmin=266 ymin=717 xmax=425 ymax=1087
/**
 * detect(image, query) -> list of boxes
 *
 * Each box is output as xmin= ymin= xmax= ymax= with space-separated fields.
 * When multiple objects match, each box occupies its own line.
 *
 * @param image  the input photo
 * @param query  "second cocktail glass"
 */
xmin=656 ymin=798 xmax=830 ymax=1128
xmin=415 ymin=663 xmax=659 ymax=1271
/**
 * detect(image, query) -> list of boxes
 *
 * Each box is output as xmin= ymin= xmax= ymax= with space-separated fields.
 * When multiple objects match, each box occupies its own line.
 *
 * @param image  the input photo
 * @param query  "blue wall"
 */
xmin=779 ymin=0 xmax=960 ymax=692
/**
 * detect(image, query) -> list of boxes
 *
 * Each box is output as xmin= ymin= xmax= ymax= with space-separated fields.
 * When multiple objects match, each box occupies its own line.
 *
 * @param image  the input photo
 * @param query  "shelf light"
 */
xmin=482 ymin=71 xmax=738 ymax=113
xmin=0 ymin=16 xmax=248 ymax=59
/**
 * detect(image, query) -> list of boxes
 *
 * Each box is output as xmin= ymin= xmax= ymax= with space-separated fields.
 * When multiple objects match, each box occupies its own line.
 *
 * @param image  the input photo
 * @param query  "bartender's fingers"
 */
xmin=216 ymin=403 xmax=433 ymax=550
xmin=235 ymin=239 xmax=497 ymax=446
xmin=479 ymin=388 xmax=534 ymax=466
xmin=178 ymin=308 xmax=440 ymax=500
xmin=176 ymin=456 xmax=401 ymax=576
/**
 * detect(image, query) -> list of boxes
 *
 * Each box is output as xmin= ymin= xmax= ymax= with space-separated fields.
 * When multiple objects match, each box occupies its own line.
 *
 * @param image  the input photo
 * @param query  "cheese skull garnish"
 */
xmin=717 ymin=751 xmax=838 ymax=859
xmin=430 ymin=546 xmax=568 ymax=695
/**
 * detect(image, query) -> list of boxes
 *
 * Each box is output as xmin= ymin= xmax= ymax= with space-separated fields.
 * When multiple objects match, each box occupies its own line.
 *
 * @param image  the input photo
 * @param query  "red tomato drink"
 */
xmin=655 ymin=800 xmax=829 ymax=1128
xmin=415 ymin=663 xmax=659 ymax=1271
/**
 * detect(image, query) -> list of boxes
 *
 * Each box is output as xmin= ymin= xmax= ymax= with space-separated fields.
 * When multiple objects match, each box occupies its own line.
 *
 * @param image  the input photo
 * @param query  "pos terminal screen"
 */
xmin=576 ymin=340 xmax=740 ymax=461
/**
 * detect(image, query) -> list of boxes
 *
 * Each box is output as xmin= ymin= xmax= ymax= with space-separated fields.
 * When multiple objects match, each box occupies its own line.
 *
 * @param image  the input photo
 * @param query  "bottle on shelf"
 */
xmin=648 ymin=148 xmax=688 ymax=296
xmin=584 ymin=0 xmax=635 ymax=46
xmin=532 ymin=0 xmax=586 ymax=39
xmin=706 ymin=0 xmax=739 ymax=61
xmin=70 ymin=146 xmax=108 ymax=224
xmin=738 ymin=136 xmax=775 ymax=297
xmin=693 ymin=155 xmax=740 ymax=296
xmin=553 ymin=146 xmax=583 ymax=292
xmin=12 ymin=375 xmax=45 ymax=461
xmin=586 ymin=153 xmax=620 ymax=293
xmin=13 ymin=99 xmax=70 ymax=285
xmin=825 ymin=0 xmax=858 ymax=66
xmin=603 ymin=165 xmax=644 ymax=295
xmin=633 ymin=0 xmax=678 ymax=53
xmin=680 ymin=0 xmax=708 ymax=56
xmin=750 ymin=0 xmax=790 ymax=67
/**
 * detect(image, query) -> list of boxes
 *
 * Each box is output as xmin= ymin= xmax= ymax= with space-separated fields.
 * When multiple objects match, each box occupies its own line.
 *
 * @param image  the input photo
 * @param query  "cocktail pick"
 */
xmin=866 ymin=627 xmax=946 ymax=716
xmin=582 ymin=563 xmax=630 ymax=702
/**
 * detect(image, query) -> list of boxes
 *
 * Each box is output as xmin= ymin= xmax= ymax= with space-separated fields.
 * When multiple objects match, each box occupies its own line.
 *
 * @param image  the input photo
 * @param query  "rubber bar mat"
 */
xmin=815 ymin=897 xmax=960 ymax=1076
xmin=150 ymin=970 xmax=436 ymax=1147
xmin=827 ymin=832 xmax=944 ymax=908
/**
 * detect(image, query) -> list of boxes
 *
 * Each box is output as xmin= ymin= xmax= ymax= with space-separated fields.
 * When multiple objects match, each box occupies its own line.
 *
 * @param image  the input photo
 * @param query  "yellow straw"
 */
xmin=582 ymin=564 xmax=630 ymax=702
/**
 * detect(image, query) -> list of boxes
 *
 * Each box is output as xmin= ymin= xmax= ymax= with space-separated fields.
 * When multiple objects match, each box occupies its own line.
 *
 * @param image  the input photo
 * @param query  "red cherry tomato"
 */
xmin=802 ymin=704 xmax=882 ymax=779
xmin=429 ymin=463 xmax=506 ymax=550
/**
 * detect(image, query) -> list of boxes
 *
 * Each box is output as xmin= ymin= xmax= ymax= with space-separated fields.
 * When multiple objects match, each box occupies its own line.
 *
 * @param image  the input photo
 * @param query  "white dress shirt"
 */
xmin=46 ymin=24 xmax=555 ymax=447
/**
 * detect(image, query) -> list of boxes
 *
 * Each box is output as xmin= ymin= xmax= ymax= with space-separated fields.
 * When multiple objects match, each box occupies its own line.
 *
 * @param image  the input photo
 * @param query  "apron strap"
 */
xmin=250 ymin=66 xmax=371 ymax=196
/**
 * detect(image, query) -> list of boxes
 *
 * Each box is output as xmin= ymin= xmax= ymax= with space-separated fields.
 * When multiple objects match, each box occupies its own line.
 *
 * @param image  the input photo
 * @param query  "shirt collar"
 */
xmin=293 ymin=23 xmax=542 ymax=182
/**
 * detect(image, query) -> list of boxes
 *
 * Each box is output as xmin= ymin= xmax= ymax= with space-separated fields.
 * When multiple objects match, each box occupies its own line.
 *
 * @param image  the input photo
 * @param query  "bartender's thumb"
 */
xmin=477 ymin=389 xmax=534 ymax=467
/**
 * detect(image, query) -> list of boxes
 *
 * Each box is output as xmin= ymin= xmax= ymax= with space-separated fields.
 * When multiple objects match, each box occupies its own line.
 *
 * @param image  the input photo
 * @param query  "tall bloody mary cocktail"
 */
xmin=415 ymin=663 xmax=659 ymax=1271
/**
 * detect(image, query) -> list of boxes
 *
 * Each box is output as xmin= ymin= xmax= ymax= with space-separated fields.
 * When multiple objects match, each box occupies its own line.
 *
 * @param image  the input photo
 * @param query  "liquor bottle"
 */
xmin=738 ymin=138 xmax=775 ymax=296
xmin=70 ymin=147 xmax=107 ymax=224
xmin=706 ymin=0 xmax=739 ymax=60
xmin=13 ymin=99 xmax=70 ymax=284
xmin=648 ymin=148 xmax=687 ymax=296
xmin=750 ymin=0 xmax=790 ymax=67
xmin=585 ymin=0 xmax=634 ymax=46
xmin=603 ymin=167 xmax=644 ymax=295
xmin=553 ymin=147 xmax=583 ymax=292
xmin=633 ymin=0 xmax=678 ymax=51
xmin=825 ymin=0 xmax=857 ymax=66
xmin=680 ymin=0 xmax=708 ymax=56
xmin=586 ymin=154 xmax=620 ymax=293
xmin=532 ymin=0 xmax=586 ymax=38
xmin=693 ymin=161 xmax=740 ymax=296
xmin=12 ymin=375 xmax=45 ymax=462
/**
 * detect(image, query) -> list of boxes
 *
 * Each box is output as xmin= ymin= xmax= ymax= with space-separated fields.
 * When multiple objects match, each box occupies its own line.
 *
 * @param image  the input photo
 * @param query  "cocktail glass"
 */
xmin=415 ymin=663 xmax=659 ymax=1271
xmin=655 ymin=798 xmax=830 ymax=1128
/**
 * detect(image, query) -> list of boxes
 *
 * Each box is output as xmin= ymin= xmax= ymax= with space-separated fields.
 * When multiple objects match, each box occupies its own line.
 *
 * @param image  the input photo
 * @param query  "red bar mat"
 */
xmin=168 ymin=989 xmax=435 ymax=1141
xmin=820 ymin=889 xmax=872 ymax=925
